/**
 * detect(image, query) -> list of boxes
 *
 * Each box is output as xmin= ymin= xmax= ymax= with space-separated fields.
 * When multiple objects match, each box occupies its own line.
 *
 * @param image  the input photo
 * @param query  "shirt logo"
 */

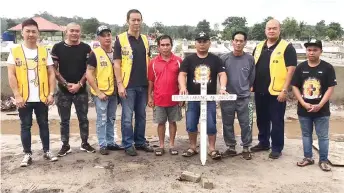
xmin=302 ymin=71 xmax=309 ymax=73
xmin=15 ymin=58 xmax=23 ymax=66
xmin=318 ymin=71 xmax=323 ymax=74
xmin=100 ymin=56 xmax=107 ymax=66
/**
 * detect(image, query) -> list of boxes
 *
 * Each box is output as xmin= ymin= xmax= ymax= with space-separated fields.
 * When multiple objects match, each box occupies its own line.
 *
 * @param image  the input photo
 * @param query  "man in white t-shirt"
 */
xmin=7 ymin=18 xmax=58 ymax=167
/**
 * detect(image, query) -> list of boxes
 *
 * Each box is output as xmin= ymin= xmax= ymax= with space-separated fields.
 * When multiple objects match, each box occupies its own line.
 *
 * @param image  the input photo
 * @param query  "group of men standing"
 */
xmin=7 ymin=9 xmax=336 ymax=172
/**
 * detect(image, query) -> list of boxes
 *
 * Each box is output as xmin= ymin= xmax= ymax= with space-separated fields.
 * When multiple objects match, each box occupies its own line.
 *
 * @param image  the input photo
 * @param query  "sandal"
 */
xmin=182 ymin=148 xmax=198 ymax=157
xmin=319 ymin=161 xmax=331 ymax=172
xmin=297 ymin=158 xmax=315 ymax=167
xmin=155 ymin=148 xmax=164 ymax=156
xmin=208 ymin=150 xmax=222 ymax=160
xmin=242 ymin=151 xmax=252 ymax=160
xmin=169 ymin=148 xmax=178 ymax=155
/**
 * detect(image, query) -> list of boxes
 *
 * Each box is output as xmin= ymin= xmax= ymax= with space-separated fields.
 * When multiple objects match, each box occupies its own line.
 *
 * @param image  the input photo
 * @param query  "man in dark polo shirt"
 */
xmin=113 ymin=9 xmax=153 ymax=156
xmin=51 ymin=22 xmax=96 ymax=157
xmin=251 ymin=19 xmax=297 ymax=159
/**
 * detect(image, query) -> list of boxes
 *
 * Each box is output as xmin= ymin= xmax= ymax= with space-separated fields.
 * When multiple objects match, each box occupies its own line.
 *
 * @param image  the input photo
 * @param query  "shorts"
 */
xmin=153 ymin=105 xmax=182 ymax=124
xmin=186 ymin=101 xmax=217 ymax=135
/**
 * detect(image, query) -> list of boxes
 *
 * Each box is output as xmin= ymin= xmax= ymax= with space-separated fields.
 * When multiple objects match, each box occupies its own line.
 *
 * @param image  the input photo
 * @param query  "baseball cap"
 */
xmin=304 ymin=39 xmax=322 ymax=49
xmin=96 ymin=25 xmax=111 ymax=36
xmin=195 ymin=31 xmax=210 ymax=41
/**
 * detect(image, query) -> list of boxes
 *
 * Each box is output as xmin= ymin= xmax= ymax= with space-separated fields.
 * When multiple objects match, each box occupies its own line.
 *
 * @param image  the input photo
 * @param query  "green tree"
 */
xmin=281 ymin=17 xmax=298 ymax=39
xmin=221 ymin=17 xmax=248 ymax=40
xmin=6 ymin=19 xmax=17 ymax=29
xmin=195 ymin=19 xmax=211 ymax=35
xmin=249 ymin=23 xmax=265 ymax=40
xmin=315 ymin=20 xmax=327 ymax=39
xmin=82 ymin=18 xmax=100 ymax=34
xmin=326 ymin=28 xmax=338 ymax=40
xmin=327 ymin=22 xmax=343 ymax=39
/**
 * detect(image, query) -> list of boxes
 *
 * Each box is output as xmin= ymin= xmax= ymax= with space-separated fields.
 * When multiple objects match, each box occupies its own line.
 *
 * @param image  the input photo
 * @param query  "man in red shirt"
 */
xmin=148 ymin=35 xmax=183 ymax=156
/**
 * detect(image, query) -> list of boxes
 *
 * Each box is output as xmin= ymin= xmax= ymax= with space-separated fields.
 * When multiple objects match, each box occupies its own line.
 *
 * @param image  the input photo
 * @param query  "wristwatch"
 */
xmin=282 ymin=89 xmax=287 ymax=94
xmin=49 ymin=92 xmax=54 ymax=96
xmin=220 ymin=86 xmax=226 ymax=91
xmin=63 ymin=81 xmax=68 ymax=87
xmin=78 ymin=81 xmax=83 ymax=87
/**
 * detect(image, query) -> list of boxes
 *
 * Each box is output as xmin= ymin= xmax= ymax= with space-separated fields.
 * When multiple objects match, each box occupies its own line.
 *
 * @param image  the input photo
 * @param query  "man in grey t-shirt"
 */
xmin=220 ymin=31 xmax=255 ymax=160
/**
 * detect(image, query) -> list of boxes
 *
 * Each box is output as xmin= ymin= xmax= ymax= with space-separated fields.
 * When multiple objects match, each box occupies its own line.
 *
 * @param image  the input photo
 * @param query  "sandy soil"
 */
xmin=1 ymin=106 xmax=344 ymax=193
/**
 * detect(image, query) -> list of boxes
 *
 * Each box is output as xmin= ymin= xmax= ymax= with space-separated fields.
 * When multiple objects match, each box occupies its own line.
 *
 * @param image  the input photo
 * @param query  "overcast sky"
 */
xmin=1 ymin=0 xmax=343 ymax=28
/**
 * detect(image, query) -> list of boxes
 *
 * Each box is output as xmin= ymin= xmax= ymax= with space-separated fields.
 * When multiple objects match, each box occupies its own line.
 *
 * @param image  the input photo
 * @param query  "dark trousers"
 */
xmin=18 ymin=102 xmax=50 ymax=153
xmin=56 ymin=89 xmax=89 ymax=145
xmin=255 ymin=93 xmax=286 ymax=153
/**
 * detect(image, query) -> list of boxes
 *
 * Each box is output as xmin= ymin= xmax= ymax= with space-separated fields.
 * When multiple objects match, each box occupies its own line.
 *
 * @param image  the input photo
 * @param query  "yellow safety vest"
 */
xmin=117 ymin=32 xmax=150 ymax=88
xmin=254 ymin=39 xmax=289 ymax=95
xmin=11 ymin=45 xmax=49 ymax=102
xmin=89 ymin=47 xmax=115 ymax=96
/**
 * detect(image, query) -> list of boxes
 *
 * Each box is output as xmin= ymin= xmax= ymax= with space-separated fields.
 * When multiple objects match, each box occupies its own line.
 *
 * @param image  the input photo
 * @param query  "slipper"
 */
xmin=319 ymin=161 xmax=331 ymax=172
xmin=169 ymin=148 xmax=178 ymax=155
xmin=297 ymin=158 xmax=314 ymax=167
xmin=208 ymin=150 xmax=222 ymax=160
xmin=155 ymin=148 xmax=164 ymax=156
xmin=182 ymin=148 xmax=198 ymax=157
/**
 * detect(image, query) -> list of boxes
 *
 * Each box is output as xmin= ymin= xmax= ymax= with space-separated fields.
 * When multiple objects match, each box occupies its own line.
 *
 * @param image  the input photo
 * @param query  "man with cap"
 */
xmin=178 ymin=31 xmax=227 ymax=160
xmin=86 ymin=26 xmax=123 ymax=155
xmin=291 ymin=40 xmax=336 ymax=172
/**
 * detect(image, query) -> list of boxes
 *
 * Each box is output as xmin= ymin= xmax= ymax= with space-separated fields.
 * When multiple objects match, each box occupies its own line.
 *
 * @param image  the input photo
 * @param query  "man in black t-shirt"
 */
xmin=51 ymin=22 xmax=96 ymax=156
xmin=179 ymin=32 xmax=227 ymax=160
xmin=291 ymin=40 xmax=336 ymax=172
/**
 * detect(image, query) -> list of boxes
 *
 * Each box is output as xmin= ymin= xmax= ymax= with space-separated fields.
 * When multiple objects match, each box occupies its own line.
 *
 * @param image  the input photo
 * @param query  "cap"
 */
xmin=96 ymin=25 xmax=111 ymax=36
xmin=195 ymin=31 xmax=210 ymax=41
xmin=304 ymin=39 xmax=322 ymax=49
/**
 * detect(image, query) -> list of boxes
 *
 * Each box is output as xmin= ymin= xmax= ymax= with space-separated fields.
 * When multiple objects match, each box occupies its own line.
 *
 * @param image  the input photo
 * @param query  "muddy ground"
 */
xmin=1 ymin=106 xmax=344 ymax=193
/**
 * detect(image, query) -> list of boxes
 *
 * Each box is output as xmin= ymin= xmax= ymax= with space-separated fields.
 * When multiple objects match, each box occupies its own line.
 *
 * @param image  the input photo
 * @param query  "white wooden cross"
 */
xmin=172 ymin=66 xmax=237 ymax=165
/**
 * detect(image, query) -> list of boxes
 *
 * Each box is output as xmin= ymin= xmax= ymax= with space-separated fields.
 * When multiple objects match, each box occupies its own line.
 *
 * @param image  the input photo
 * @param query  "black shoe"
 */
xmin=251 ymin=144 xmax=270 ymax=152
xmin=107 ymin=144 xmax=124 ymax=151
xmin=80 ymin=143 xmax=96 ymax=153
xmin=125 ymin=146 xmax=137 ymax=156
xmin=222 ymin=146 xmax=237 ymax=157
xmin=57 ymin=144 xmax=72 ymax=157
xmin=135 ymin=143 xmax=154 ymax=152
xmin=99 ymin=148 xmax=109 ymax=155
xmin=269 ymin=151 xmax=282 ymax=159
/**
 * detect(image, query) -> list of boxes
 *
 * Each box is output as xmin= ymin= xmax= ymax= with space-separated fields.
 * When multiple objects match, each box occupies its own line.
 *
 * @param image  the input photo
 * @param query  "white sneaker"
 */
xmin=43 ymin=151 xmax=58 ymax=162
xmin=20 ymin=153 xmax=32 ymax=167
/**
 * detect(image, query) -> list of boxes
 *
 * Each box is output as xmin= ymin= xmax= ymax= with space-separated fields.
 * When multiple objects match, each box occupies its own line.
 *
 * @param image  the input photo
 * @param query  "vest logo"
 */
xmin=273 ymin=60 xmax=279 ymax=63
xmin=42 ymin=58 xmax=46 ymax=62
xmin=100 ymin=56 xmax=107 ymax=66
xmin=277 ymin=52 xmax=281 ymax=55
xmin=15 ymin=58 xmax=23 ymax=66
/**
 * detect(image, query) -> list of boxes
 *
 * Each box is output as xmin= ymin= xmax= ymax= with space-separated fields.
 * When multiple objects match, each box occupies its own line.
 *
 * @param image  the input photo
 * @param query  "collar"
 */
xmin=157 ymin=53 xmax=176 ymax=62
xmin=263 ymin=38 xmax=281 ymax=49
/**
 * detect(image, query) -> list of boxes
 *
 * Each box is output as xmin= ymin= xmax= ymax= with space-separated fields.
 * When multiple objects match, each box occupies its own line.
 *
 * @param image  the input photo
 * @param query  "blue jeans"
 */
xmin=120 ymin=86 xmax=148 ymax=149
xmin=299 ymin=116 xmax=329 ymax=162
xmin=255 ymin=93 xmax=286 ymax=153
xmin=186 ymin=101 xmax=217 ymax=135
xmin=93 ymin=94 xmax=118 ymax=149
xmin=18 ymin=102 xmax=50 ymax=153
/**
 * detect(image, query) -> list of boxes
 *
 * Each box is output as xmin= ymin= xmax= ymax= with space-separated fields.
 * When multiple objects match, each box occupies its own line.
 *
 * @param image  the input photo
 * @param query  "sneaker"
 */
xmin=107 ymin=144 xmax=124 ymax=151
xmin=57 ymin=144 xmax=72 ymax=157
xmin=251 ymin=144 xmax=270 ymax=152
xmin=80 ymin=143 xmax=96 ymax=153
xmin=125 ymin=146 xmax=138 ymax=156
xmin=269 ymin=151 xmax=282 ymax=159
xmin=20 ymin=153 xmax=32 ymax=167
xmin=43 ymin=151 xmax=58 ymax=162
xmin=99 ymin=148 xmax=109 ymax=155
xmin=135 ymin=143 xmax=154 ymax=152
xmin=222 ymin=146 xmax=237 ymax=157
xmin=242 ymin=148 xmax=252 ymax=160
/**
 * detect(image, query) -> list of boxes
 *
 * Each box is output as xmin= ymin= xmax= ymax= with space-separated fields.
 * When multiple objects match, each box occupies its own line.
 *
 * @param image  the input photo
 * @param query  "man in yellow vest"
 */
xmin=86 ymin=26 xmax=123 ymax=155
xmin=113 ymin=9 xmax=154 ymax=156
xmin=7 ymin=18 xmax=58 ymax=167
xmin=251 ymin=19 xmax=297 ymax=159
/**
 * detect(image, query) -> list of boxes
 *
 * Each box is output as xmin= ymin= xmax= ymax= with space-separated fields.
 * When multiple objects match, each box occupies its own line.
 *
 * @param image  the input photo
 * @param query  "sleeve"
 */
xmin=87 ymin=52 xmax=97 ymax=68
xmin=284 ymin=44 xmax=298 ymax=67
xmin=249 ymin=56 xmax=256 ymax=87
xmin=290 ymin=64 xmax=302 ymax=87
xmin=327 ymin=64 xmax=337 ymax=87
xmin=217 ymin=56 xmax=226 ymax=73
xmin=179 ymin=57 xmax=189 ymax=73
xmin=148 ymin=59 xmax=155 ymax=82
xmin=6 ymin=51 xmax=15 ymax=65
xmin=113 ymin=36 xmax=122 ymax=60
xmin=51 ymin=43 xmax=59 ymax=61
xmin=46 ymin=51 xmax=54 ymax=66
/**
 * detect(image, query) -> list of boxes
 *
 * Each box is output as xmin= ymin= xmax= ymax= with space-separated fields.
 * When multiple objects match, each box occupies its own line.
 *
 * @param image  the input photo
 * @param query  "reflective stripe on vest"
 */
xmin=254 ymin=39 xmax=289 ymax=95
xmin=90 ymin=47 xmax=115 ymax=96
xmin=118 ymin=32 xmax=150 ymax=88
xmin=11 ymin=45 xmax=49 ymax=102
